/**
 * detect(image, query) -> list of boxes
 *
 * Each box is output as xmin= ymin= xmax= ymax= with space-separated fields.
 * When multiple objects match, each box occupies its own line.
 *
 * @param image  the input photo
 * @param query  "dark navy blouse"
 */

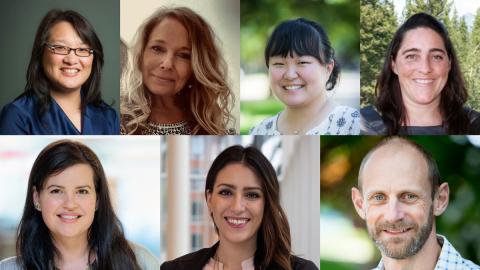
xmin=0 ymin=93 xmax=119 ymax=135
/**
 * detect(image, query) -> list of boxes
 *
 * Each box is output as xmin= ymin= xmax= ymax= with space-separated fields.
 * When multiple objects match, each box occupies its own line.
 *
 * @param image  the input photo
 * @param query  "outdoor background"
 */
xmin=240 ymin=0 xmax=360 ymax=134
xmin=320 ymin=135 xmax=480 ymax=269
xmin=361 ymin=0 xmax=480 ymax=110
xmin=0 ymin=136 xmax=160 ymax=259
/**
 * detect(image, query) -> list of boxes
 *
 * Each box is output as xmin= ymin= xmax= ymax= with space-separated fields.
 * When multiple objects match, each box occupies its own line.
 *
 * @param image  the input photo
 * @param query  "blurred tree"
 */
xmin=467 ymin=9 xmax=480 ymax=110
xmin=360 ymin=0 xmax=397 ymax=107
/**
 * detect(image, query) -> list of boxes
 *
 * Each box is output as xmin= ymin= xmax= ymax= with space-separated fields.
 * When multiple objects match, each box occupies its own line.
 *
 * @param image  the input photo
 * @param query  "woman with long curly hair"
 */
xmin=121 ymin=7 xmax=235 ymax=135
xmin=161 ymin=145 xmax=318 ymax=270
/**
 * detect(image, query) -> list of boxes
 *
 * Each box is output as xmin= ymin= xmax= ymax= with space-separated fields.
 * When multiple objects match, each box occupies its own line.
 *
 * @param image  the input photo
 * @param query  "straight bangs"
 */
xmin=265 ymin=20 xmax=324 ymax=67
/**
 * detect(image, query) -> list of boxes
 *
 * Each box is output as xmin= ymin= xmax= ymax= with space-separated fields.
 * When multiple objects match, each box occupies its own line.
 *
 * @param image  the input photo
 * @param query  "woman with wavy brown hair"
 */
xmin=120 ymin=6 xmax=235 ymax=135
xmin=361 ymin=13 xmax=480 ymax=135
xmin=161 ymin=145 xmax=318 ymax=270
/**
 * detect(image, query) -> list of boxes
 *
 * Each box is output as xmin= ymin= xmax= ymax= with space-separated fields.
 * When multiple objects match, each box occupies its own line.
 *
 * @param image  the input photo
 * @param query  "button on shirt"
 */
xmin=373 ymin=235 xmax=480 ymax=270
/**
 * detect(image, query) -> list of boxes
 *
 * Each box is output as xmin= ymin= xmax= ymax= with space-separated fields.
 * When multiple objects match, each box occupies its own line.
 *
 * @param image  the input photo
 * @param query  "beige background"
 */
xmin=120 ymin=0 xmax=240 ymax=131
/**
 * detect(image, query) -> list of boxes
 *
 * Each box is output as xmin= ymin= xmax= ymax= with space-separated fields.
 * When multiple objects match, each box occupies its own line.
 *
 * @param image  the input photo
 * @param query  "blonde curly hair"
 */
xmin=121 ymin=6 xmax=235 ymax=134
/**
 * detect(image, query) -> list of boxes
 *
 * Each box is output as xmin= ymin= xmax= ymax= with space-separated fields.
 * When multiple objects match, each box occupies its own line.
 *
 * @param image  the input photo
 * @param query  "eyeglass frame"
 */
xmin=45 ymin=43 xmax=95 ymax=57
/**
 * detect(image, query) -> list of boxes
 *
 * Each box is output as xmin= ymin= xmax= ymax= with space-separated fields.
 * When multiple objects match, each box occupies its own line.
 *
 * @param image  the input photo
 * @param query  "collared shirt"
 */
xmin=373 ymin=235 xmax=480 ymax=270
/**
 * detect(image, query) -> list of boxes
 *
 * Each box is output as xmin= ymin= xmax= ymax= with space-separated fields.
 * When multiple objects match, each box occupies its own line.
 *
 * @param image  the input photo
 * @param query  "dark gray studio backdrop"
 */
xmin=0 ymin=0 xmax=120 ymax=113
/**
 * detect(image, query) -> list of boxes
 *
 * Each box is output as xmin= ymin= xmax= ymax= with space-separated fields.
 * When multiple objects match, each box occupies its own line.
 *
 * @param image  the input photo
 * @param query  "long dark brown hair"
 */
xmin=376 ymin=12 xmax=469 ymax=134
xmin=16 ymin=140 xmax=140 ymax=270
xmin=205 ymin=145 xmax=292 ymax=270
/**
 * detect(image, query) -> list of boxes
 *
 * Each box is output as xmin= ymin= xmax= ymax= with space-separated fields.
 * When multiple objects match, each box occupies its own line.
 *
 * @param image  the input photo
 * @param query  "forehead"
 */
xmin=148 ymin=17 xmax=190 ymax=47
xmin=43 ymin=163 xmax=95 ymax=188
xmin=215 ymin=163 xmax=262 ymax=189
xmin=48 ymin=21 xmax=84 ymax=43
xmin=361 ymin=144 xmax=431 ymax=195
xmin=399 ymin=27 xmax=446 ymax=52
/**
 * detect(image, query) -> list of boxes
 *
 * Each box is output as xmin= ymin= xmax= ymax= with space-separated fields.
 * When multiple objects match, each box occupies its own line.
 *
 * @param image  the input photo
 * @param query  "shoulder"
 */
xmin=436 ymin=235 xmax=480 ymax=269
xmin=0 ymin=95 xmax=36 ymax=135
xmin=291 ymin=255 xmax=319 ymax=270
xmin=161 ymin=246 xmax=215 ymax=270
xmin=318 ymin=105 xmax=359 ymax=135
xmin=88 ymin=101 xmax=118 ymax=116
xmin=130 ymin=242 xmax=160 ymax=270
xmin=0 ymin=257 xmax=22 ymax=270
xmin=249 ymin=114 xmax=279 ymax=135
xmin=360 ymin=106 xmax=386 ymax=135
xmin=464 ymin=107 xmax=480 ymax=134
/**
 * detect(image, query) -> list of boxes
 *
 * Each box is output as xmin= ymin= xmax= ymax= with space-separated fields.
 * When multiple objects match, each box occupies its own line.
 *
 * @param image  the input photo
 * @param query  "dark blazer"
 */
xmin=161 ymin=242 xmax=318 ymax=270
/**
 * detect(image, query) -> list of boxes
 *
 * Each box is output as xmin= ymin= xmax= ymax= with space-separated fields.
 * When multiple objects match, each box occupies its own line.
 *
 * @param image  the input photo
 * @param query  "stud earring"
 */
xmin=188 ymin=84 xmax=192 ymax=89
xmin=34 ymin=202 xmax=41 ymax=211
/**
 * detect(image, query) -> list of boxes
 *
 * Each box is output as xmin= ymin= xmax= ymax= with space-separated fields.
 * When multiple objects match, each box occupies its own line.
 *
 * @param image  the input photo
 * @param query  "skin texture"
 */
xmin=42 ymin=21 xmax=94 ymax=94
xmin=392 ymin=27 xmax=451 ymax=125
xmin=207 ymin=163 xmax=265 ymax=266
xmin=141 ymin=17 xmax=193 ymax=99
xmin=269 ymin=53 xmax=332 ymax=109
xmin=33 ymin=164 xmax=96 ymax=242
xmin=352 ymin=140 xmax=449 ymax=270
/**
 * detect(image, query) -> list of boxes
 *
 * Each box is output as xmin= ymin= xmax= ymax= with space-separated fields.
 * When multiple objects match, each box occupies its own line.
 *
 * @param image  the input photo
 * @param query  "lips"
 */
xmin=60 ymin=68 xmax=80 ymax=76
xmin=282 ymin=84 xmax=304 ymax=91
xmin=413 ymin=79 xmax=434 ymax=84
xmin=225 ymin=217 xmax=250 ymax=228
xmin=383 ymin=228 xmax=412 ymax=235
xmin=57 ymin=214 xmax=82 ymax=223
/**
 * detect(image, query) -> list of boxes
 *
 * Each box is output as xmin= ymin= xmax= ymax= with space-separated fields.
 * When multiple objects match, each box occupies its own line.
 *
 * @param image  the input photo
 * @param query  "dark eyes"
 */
xmin=219 ymin=189 xmax=232 ymax=196
xmin=405 ymin=54 xmax=444 ymax=61
xmin=49 ymin=189 xmax=89 ymax=195
xmin=218 ymin=189 xmax=261 ymax=199
xmin=150 ymin=46 xmax=191 ymax=59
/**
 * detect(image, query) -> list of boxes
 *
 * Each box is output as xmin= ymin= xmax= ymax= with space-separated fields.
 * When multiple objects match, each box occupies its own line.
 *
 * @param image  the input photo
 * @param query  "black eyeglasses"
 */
xmin=45 ymin=44 xmax=94 ymax=57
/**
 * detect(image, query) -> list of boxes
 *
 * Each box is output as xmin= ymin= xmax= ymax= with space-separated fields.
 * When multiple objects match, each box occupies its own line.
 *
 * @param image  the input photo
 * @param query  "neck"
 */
xmin=403 ymin=99 xmax=442 ymax=126
xmin=216 ymin=239 xmax=256 ymax=270
xmin=382 ymin=230 xmax=441 ymax=270
xmin=280 ymin=95 xmax=332 ymax=134
xmin=52 ymin=235 xmax=91 ymax=269
xmin=50 ymin=89 xmax=82 ymax=111
xmin=149 ymin=95 xmax=186 ymax=124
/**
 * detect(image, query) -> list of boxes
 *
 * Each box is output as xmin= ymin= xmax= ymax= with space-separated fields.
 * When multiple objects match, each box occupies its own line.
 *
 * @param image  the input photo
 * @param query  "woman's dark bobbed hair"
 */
xmin=205 ymin=145 xmax=293 ymax=270
xmin=24 ymin=9 xmax=104 ymax=116
xmin=16 ymin=140 xmax=140 ymax=270
xmin=376 ymin=12 xmax=470 ymax=134
xmin=264 ymin=18 xmax=340 ymax=90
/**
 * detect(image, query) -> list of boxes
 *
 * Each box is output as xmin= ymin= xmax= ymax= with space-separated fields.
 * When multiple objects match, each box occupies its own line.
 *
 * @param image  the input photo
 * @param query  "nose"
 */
xmin=383 ymin=199 xmax=405 ymax=222
xmin=62 ymin=50 xmax=79 ymax=65
xmin=63 ymin=193 xmax=78 ymax=210
xmin=283 ymin=64 xmax=298 ymax=80
xmin=418 ymin=57 xmax=433 ymax=74
xmin=231 ymin=194 xmax=246 ymax=213
xmin=160 ymin=52 xmax=174 ymax=70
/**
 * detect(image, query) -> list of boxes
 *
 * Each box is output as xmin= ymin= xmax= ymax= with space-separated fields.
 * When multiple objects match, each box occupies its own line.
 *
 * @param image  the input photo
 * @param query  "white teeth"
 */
xmin=60 ymin=215 xmax=79 ymax=220
xmin=284 ymin=85 xmax=302 ymax=90
xmin=227 ymin=217 xmax=248 ymax=225
xmin=62 ymin=69 xmax=79 ymax=74
xmin=414 ymin=79 xmax=433 ymax=84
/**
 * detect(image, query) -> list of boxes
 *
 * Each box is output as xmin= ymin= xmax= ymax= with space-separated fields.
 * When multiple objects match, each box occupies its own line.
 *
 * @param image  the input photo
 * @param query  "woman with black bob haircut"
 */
xmin=161 ymin=145 xmax=318 ymax=270
xmin=0 ymin=140 xmax=159 ymax=269
xmin=249 ymin=18 xmax=359 ymax=135
xmin=0 ymin=9 xmax=119 ymax=135
xmin=361 ymin=12 xmax=480 ymax=134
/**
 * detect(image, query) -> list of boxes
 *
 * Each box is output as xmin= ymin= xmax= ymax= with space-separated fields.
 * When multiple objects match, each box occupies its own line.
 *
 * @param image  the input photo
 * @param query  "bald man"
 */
xmin=351 ymin=137 xmax=479 ymax=270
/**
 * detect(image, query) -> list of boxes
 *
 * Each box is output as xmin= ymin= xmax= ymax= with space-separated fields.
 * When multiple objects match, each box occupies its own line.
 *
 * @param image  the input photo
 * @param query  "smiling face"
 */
xmin=33 ymin=163 xmax=96 ymax=241
xmin=268 ymin=53 xmax=332 ymax=108
xmin=42 ymin=21 xmax=93 ymax=94
xmin=392 ymin=27 xmax=451 ymax=108
xmin=207 ymin=163 xmax=265 ymax=246
xmin=141 ymin=17 xmax=193 ymax=98
xmin=352 ymin=143 xmax=436 ymax=259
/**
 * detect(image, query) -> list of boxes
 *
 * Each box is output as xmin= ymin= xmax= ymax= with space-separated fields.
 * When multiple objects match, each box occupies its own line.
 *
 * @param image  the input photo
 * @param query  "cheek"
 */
xmin=269 ymin=69 xmax=283 ymax=83
xmin=177 ymin=62 xmax=192 ymax=81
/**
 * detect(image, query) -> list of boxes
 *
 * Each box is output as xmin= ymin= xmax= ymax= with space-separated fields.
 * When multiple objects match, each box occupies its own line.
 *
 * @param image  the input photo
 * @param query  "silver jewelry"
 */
xmin=188 ymin=84 xmax=192 ymax=89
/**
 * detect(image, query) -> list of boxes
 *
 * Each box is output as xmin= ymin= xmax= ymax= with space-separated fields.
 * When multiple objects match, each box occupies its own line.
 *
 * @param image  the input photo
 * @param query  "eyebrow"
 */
xmin=216 ymin=183 xmax=262 ymax=192
xmin=149 ymin=39 xmax=191 ymax=51
xmin=400 ymin=48 xmax=447 ymax=55
xmin=47 ymin=184 xmax=93 ymax=190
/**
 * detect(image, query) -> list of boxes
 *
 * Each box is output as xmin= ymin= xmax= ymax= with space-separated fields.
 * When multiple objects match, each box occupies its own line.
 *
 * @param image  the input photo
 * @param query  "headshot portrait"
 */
xmin=0 ymin=0 xmax=120 ymax=135
xmin=0 ymin=137 xmax=161 ymax=270
xmin=120 ymin=0 xmax=239 ymax=135
xmin=320 ymin=136 xmax=480 ymax=269
xmin=160 ymin=136 xmax=320 ymax=269
xmin=241 ymin=0 xmax=360 ymax=135
xmin=360 ymin=1 xmax=480 ymax=135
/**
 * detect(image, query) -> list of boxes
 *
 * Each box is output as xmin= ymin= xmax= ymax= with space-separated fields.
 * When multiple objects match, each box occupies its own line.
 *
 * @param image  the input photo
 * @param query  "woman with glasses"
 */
xmin=0 ymin=140 xmax=159 ymax=269
xmin=0 ymin=9 xmax=119 ymax=135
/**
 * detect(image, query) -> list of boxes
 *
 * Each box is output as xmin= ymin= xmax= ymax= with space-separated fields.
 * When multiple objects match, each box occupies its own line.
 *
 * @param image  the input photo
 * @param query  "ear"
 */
xmin=206 ymin=190 xmax=213 ymax=214
xmin=391 ymin=57 xmax=398 ymax=75
xmin=33 ymin=187 xmax=41 ymax=211
xmin=351 ymin=187 xmax=366 ymax=220
xmin=326 ymin=60 xmax=334 ymax=77
xmin=433 ymin=182 xmax=449 ymax=216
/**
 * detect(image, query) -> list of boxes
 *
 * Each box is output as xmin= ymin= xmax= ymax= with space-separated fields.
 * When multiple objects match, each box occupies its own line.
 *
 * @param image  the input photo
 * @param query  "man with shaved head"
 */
xmin=351 ymin=137 xmax=479 ymax=270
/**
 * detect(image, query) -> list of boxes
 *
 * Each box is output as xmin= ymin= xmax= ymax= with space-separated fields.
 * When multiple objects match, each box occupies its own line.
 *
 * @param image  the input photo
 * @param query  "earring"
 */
xmin=188 ymin=84 xmax=192 ymax=89
xmin=34 ymin=202 xmax=41 ymax=211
